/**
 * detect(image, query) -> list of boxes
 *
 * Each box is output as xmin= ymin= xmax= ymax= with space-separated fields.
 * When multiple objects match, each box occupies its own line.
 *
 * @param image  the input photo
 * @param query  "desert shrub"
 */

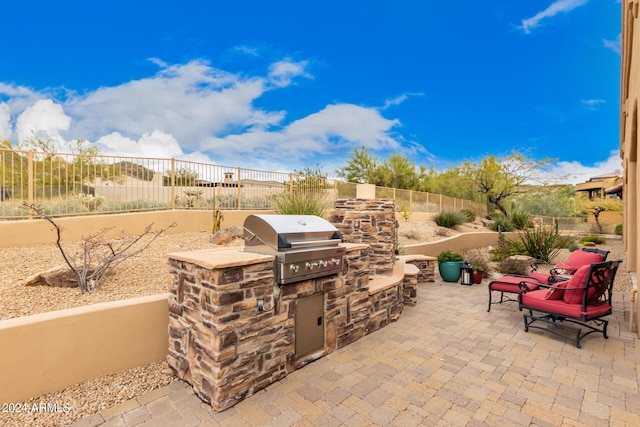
xmin=615 ymin=224 xmax=623 ymax=236
xmin=78 ymin=193 xmax=105 ymax=211
xmin=399 ymin=228 xmax=421 ymax=241
xmin=580 ymin=235 xmax=607 ymax=245
xmin=515 ymin=226 xmax=572 ymax=263
xmin=463 ymin=248 xmax=490 ymax=274
xmin=497 ymin=258 xmax=529 ymax=275
xmin=271 ymin=192 xmax=330 ymax=217
xmin=490 ymin=238 xmax=527 ymax=262
xmin=459 ymin=208 xmax=476 ymax=223
xmin=398 ymin=203 xmax=412 ymax=221
xmin=24 ymin=202 xmax=175 ymax=294
xmin=583 ymin=241 xmax=596 ymax=247
xmin=510 ymin=210 xmax=534 ymax=230
xmin=433 ymin=210 xmax=465 ymax=229
xmin=490 ymin=215 xmax=515 ymax=232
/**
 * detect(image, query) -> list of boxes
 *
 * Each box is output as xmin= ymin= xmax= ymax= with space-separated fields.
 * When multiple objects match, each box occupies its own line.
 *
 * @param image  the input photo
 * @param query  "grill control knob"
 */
xmin=321 ymin=260 xmax=328 ymax=267
xmin=290 ymin=264 xmax=299 ymax=273
xmin=331 ymin=258 xmax=340 ymax=265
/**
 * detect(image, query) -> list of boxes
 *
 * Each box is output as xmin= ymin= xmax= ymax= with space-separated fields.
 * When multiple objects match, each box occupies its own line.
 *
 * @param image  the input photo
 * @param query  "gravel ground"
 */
xmin=0 ymin=231 xmax=215 ymax=427
xmin=0 ymin=224 xmax=632 ymax=426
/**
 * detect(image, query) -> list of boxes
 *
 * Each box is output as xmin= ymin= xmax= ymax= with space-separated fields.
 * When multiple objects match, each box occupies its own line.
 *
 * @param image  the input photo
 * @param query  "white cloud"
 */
xmin=520 ymin=0 xmax=589 ymax=34
xmin=0 ymin=103 xmax=11 ymax=140
xmin=603 ymin=34 xmax=622 ymax=55
xmin=267 ymin=58 xmax=312 ymax=88
xmin=545 ymin=151 xmax=622 ymax=184
xmin=0 ymin=83 xmax=45 ymax=119
xmin=95 ymin=130 xmax=182 ymax=158
xmin=232 ymin=45 xmax=261 ymax=57
xmin=15 ymin=99 xmax=71 ymax=150
xmin=202 ymin=103 xmax=401 ymax=164
xmin=96 ymin=130 xmax=215 ymax=165
xmin=381 ymin=92 xmax=424 ymax=111
xmin=65 ymin=60 xmax=273 ymax=147
xmin=581 ymin=99 xmax=605 ymax=110
xmin=1 ymin=59 xmax=403 ymax=172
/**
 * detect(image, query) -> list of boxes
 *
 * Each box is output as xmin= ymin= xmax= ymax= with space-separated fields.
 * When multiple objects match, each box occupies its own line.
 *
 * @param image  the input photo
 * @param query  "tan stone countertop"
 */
xmin=167 ymin=242 xmax=367 ymax=270
xmin=167 ymin=247 xmax=274 ymax=270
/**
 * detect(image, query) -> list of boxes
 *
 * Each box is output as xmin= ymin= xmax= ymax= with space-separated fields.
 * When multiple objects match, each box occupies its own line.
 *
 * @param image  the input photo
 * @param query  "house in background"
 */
xmin=620 ymin=1 xmax=639 ymax=289
xmin=575 ymin=170 xmax=623 ymax=200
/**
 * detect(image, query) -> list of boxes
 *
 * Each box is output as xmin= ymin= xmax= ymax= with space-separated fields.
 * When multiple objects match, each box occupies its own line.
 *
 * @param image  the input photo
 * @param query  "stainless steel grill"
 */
xmin=243 ymin=214 xmax=345 ymax=284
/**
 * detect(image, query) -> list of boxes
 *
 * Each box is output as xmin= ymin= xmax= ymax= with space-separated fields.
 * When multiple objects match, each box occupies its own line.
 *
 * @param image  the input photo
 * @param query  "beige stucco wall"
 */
xmin=621 ymin=0 xmax=639 ymax=274
xmin=586 ymin=211 xmax=623 ymax=232
xmin=0 ymin=294 xmax=170 ymax=403
xmin=0 ymin=209 xmax=268 ymax=248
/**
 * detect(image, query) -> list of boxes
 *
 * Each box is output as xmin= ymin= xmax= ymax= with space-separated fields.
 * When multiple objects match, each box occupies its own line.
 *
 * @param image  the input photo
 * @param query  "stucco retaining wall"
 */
xmin=0 ymin=294 xmax=170 ymax=403
xmin=0 ymin=210 xmax=267 ymax=248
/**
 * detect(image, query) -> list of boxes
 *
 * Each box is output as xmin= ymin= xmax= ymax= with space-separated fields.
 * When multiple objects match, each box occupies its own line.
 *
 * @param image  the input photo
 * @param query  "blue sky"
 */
xmin=0 ymin=0 xmax=622 ymax=184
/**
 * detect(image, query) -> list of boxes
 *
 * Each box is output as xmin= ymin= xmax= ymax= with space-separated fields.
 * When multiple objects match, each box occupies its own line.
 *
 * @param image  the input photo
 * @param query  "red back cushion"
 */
xmin=562 ymin=265 xmax=591 ymax=304
xmin=562 ymin=250 xmax=604 ymax=269
xmin=545 ymin=281 xmax=568 ymax=300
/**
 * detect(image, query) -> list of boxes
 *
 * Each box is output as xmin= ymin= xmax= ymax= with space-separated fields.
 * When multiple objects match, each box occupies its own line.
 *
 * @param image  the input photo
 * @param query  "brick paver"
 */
xmin=70 ymin=281 xmax=639 ymax=426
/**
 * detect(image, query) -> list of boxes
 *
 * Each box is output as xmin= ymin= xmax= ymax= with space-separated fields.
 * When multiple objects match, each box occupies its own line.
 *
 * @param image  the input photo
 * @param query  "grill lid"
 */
xmin=243 ymin=214 xmax=343 ymax=252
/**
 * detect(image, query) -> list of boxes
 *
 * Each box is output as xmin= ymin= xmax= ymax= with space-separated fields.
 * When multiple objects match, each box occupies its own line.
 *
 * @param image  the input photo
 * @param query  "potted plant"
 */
xmin=471 ymin=265 xmax=485 ymax=284
xmin=463 ymin=248 xmax=491 ymax=284
xmin=437 ymin=251 xmax=464 ymax=282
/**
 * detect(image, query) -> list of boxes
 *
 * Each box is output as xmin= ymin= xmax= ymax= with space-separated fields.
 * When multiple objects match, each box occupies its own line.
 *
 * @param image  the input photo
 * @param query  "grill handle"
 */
xmin=289 ymin=239 xmax=340 ymax=248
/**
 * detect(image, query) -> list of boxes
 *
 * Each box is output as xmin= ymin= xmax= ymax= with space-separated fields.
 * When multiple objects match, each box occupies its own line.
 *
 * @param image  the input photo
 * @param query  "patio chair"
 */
xmin=487 ymin=248 xmax=609 ymax=312
xmin=518 ymin=260 xmax=621 ymax=348
xmin=527 ymin=247 xmax=609 ymax=285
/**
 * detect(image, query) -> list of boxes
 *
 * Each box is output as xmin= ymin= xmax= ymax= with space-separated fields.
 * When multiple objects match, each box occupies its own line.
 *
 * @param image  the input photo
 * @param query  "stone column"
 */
xmin=330 ymin=199 xmax=397 ymax=275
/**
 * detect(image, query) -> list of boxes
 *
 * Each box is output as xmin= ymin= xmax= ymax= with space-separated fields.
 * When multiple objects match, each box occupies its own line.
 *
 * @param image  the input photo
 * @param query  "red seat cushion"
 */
xmin=521 ymin=289 xmax=611 ymax=318
xmin=489 ymin=276 xmax=540 ymax=293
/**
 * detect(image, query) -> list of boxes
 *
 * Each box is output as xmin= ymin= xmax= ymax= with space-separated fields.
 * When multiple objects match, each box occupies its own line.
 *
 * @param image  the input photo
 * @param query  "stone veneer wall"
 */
xmin=166 ymin=244 xmax=377 ymax=412
xmin=398 ymin=255 xmax=436 ymax=284
xmin=330 ymin=199 xmax=397 ymax=275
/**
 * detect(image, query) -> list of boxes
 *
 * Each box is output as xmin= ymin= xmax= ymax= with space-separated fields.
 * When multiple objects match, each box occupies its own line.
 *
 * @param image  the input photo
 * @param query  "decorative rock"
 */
xmin=210 ymin=226 xmax=244 ymax=245
xmin=22 ymin=265 xmax=79 ymax=288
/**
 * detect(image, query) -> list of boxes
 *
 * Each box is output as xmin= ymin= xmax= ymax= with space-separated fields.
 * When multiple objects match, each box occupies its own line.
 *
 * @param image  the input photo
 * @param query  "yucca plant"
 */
xmin=513 ymin=225 xmax=571 ymax=263
xmin=510 ymin=210 xmax=534 ymax=230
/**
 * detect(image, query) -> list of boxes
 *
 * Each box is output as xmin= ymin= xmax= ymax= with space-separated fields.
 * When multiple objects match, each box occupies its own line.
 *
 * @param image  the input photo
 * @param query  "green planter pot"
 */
xmin=438 ymin=261 xmax=463 ymax=282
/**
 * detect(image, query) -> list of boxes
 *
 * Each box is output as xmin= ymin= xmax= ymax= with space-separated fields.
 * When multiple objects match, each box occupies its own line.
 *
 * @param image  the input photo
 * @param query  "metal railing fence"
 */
xmin=1 ymin=148 xmax=483 ymax=220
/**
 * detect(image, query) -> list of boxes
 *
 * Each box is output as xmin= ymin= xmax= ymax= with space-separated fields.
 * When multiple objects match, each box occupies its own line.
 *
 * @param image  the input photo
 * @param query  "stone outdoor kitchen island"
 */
xmin=166 ymin=200 xmax=430 ymax=411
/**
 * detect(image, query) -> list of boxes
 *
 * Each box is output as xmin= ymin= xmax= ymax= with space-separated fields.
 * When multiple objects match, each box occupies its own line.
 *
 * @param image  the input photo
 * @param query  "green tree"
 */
xmin=336 ymin=146 xmax=382 ymax=184
xmin=377 ymin=154 xmax=421 ymax=190
xmin=292 ymin=164 xmax=330 ymax=193
xmin=419 ymin=166 xmax=478 ymax=200
xmin=336 ymin=146 xmax=425 ymax=190
xmin=512 ymin=185 xmax=575 ymax=217
xmin=460 ymin=152 xmax=555 ymax=217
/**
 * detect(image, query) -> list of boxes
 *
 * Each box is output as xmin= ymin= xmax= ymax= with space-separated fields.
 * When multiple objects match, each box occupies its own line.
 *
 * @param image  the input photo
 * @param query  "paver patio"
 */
xmin=72 ymin=278 xmax=640 ymax=426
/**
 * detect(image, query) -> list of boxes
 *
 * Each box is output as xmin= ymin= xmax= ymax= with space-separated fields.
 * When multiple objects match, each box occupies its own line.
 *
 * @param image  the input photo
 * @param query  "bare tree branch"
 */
xmin=23 ymin=202 xmax=177 ymax=294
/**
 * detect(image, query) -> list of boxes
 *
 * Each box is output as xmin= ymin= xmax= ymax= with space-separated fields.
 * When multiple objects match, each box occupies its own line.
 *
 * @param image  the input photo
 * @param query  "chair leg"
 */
xmin=630 ymin=289 xmax=637 ymax=333
xmin=488 ymin=287 xmax=492 ymax=312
